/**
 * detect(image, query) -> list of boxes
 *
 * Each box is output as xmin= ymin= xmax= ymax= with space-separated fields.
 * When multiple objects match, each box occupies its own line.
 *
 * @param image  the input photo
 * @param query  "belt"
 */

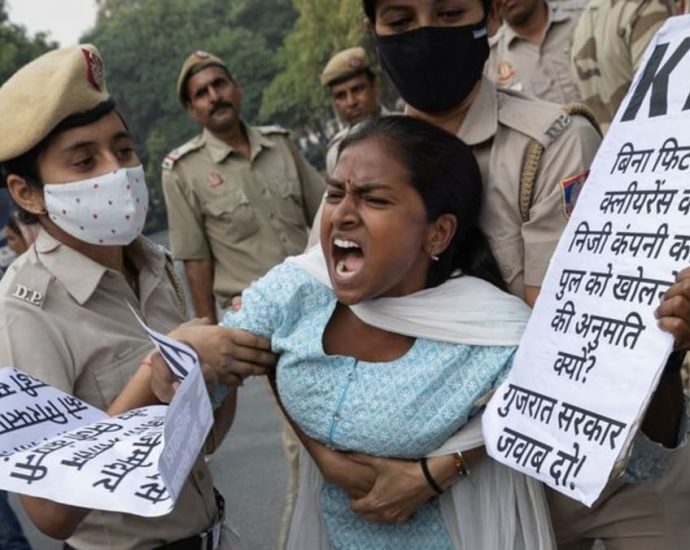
xmin=64 ymin=491 xmax=225 ymax=550
xmin=153 ymin=488 xmax=226 ymax=550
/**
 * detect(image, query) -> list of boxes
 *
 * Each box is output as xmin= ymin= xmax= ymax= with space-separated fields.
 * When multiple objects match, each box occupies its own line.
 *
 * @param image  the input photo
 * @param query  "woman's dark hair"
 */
xmin=362 ymin=0 xmax=491 ymax=22
xmin=338 ymin=115 xmax=506 ymax=291
xmin=5 ymin=214 xmax=20 ymax=236
xmin=1 ymin=98 xmax=117 ymax=225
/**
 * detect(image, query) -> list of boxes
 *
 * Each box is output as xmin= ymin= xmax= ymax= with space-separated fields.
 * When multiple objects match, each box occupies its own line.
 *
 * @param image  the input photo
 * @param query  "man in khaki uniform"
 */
xmin=570 ymin=0 xmax=675 ymax=133
xmin=321 ymin=47 xmax=388 ymax=174
xmin=0 ymin=45 xmax=249 ymax=549
xmin=163 ymin=51 xmax=325 ymax=323
xmin=486 ymin=0 xmax=582 ymax=104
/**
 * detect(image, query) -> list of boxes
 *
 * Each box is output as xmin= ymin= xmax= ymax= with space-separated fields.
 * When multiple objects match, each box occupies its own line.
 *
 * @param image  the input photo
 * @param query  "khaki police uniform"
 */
xmin=0 ymin=229 xmax=233 ymax=550
xmin=162 ymin=123 xmax=324 ymax=307
xmin=459 ymin=76 xmax=600 ymax=298
xmin=570 ymin=0 xmax=674 ymax=133
xmin=487 ymin=2 xmax=581 ymax=104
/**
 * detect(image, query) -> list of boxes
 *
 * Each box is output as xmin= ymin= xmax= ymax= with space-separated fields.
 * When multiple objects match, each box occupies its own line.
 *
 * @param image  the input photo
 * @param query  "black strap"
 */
xmin=420 ymin=457 xmax=444 ymax=495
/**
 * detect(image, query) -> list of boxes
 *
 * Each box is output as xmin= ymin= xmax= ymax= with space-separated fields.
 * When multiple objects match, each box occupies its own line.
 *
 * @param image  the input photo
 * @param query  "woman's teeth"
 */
xmin=334 ymin=238 xmax=360 ymax=249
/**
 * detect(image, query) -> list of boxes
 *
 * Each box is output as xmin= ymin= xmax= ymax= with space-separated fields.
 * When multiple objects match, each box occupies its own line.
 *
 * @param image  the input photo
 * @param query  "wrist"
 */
xmin=426 ymin=454 xmax=457 ymax=492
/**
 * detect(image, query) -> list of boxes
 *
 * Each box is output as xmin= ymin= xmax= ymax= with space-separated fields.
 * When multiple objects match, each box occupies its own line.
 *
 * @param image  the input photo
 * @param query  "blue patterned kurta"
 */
xmin=222 ymin=263 xmax=516 ymax=549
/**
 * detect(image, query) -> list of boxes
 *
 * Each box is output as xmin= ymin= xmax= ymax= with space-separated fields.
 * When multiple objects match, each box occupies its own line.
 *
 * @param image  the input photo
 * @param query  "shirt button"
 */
xmin=262 ymin=189 xmax=268 ymax=196
xmin=333 ymin=412 xmax=340 ymax=420
xmin=269 ymin=212 xmax=275 ymax=219
xmin=348 ymin=372 xmax=356 ymax=381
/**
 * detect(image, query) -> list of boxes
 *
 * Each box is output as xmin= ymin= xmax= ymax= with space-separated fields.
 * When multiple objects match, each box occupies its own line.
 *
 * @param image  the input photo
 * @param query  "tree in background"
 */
xmin=261 ymin=0 xmax=365 ymax=135
xmin=83 ymin=0 xmax=296 ymax=232
xmin=261 ymin=0 xmax=398 ymax=168
xmin=0 ymin=0 xmax=56 ymax=85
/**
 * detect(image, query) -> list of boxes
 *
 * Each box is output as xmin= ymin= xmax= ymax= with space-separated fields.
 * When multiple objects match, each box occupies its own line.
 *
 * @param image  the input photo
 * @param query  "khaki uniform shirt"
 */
xmin=162 ymin=124 xmax=325 ymax=306
xmin=460 ymin=77 xmax=601 ymax=298
xmin=0 ymin=230 xmax=218 ymax=550
xmin=570 ymin=0 xmax=674 ymax=133
xmin=487 ymin=3 xmax=581 ymax=104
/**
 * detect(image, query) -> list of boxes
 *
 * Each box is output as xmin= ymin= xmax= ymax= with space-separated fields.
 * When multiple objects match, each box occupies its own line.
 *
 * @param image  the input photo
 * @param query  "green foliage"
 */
xmin=0 ymin=0 xmax=57 ymax=85
xmin=83 ymin=0 xmax=296 ymax=232
xmin=260 ymin=0 xmax=367 ymax=130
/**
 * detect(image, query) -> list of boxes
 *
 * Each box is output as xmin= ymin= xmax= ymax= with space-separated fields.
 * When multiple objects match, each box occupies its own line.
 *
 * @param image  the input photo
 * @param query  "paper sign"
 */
xmin=0 ymin=318 xmax=214 ymax=516
xmin=483 ymin=16 xmax=690 ymax=506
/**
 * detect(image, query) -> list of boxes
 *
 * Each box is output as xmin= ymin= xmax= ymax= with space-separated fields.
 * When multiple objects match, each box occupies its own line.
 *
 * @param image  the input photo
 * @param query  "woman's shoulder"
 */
xmin=223 ymin=260 xmax=333 ymax=333
xmin=253 ymin=260 xmax=331 ymax=301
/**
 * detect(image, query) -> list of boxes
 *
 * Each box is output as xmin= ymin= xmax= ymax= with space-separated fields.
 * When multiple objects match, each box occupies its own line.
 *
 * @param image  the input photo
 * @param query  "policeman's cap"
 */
xmin=177 ymin=50 xmax=231 ymax=105
xmin=0 ymin=44 xmax=110 ymax=163
xmin=321 ymin=47 xmax=372 ymax=87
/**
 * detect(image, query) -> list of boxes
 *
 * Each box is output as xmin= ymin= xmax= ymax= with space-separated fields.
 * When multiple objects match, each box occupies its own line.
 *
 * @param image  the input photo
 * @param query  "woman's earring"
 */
xmin=430 ymin=252 xmax=440 ymax=262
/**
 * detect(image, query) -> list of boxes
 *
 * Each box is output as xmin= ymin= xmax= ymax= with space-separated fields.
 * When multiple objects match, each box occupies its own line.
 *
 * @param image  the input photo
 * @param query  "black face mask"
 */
xmin=375 ymin=23 xmax=489 ymax=113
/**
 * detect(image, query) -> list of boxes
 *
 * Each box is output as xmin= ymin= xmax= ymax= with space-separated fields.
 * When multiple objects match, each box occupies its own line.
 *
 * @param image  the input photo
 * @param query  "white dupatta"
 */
xmin=284 ymin=247 xmax=556 ymax=550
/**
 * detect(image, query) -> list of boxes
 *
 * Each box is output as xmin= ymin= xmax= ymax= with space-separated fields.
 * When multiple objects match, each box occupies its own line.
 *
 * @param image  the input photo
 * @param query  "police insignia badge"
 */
xmin=496 ymin=61 xmax=516 ymax=87
xmin=349 ymin=55 xmax=364 ymax=69
xmin=207 ymin=171 xmax=224 ymax=187
xmin=561 ymin=171 xmax=589 ymax=217
xmin=82 ymin=48 xmax=104 ymax=92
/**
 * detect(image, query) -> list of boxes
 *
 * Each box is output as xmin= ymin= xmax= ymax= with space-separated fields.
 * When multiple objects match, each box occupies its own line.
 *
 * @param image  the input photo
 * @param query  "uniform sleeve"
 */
xmin=288 ymin=141 xmax=326 ymax=225
xmin=629 ymin=1 xmax=671 ymax=71
xmin=161 ymin=166 xmax=210 ymax=260
xmin=0 ymin=300 xmax=74 ymax=394
xmin=521 ymin=116 xmax=602 ymax=287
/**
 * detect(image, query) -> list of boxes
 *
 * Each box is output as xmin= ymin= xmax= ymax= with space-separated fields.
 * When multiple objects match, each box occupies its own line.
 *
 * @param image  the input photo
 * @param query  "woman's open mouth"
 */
xmin=332 ymin=238 xmax=364 ymax=280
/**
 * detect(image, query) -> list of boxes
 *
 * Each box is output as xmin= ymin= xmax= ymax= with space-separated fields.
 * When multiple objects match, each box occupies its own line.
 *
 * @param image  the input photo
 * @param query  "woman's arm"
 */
xmin=266 ymin=372 xmax=484 ymax=523
xmin=347 ymin=448 xmax=485 ymax=524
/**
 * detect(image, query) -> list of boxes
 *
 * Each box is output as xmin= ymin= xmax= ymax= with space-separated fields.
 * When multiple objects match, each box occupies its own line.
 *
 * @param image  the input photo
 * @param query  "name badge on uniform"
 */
xmin=12 ymin=284 xmax=44 ymax=307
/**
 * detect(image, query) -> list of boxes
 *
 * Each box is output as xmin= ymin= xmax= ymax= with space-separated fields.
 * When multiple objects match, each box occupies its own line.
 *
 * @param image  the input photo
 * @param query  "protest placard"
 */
xmin=0 ymin=320 xmax=213 ymax=516
xmin=483 ymin=15 xmax=690 ymax=506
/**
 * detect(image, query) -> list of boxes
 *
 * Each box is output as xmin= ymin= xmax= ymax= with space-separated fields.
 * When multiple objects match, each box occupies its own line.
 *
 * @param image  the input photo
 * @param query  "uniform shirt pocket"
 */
xmin=275 ymin=172 xmax=307 ymax=225
xmin=88 ymin=343 xmax=151 ymax=409
xmin=204 ymin=187 xmax=260 ymax=243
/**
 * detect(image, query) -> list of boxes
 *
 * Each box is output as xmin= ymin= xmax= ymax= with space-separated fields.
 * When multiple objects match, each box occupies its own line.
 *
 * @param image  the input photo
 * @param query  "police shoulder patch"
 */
xmin=561 ymin=170 xmax=589 ymax=218
xmin=161 ymin=135 xmax=204 ymax=170
xmin=5 ymin=262 xmax=51 ymax=309
xmin=257 ymin=125 xmax=289 ymax=136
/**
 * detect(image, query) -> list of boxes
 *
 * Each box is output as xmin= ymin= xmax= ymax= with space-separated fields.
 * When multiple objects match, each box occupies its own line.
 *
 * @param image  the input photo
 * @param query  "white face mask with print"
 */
xmin=43 ymin=165 xmax=149 ymax=246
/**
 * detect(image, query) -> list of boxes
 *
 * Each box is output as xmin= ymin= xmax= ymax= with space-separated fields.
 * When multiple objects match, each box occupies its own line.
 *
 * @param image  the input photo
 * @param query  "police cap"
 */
xmin=176 ymin=50 xmax=231 ymax=105
xmin=0 ymin=44 xmax=110 ymax=163
xmin=321 ymin=47 xmax=371 ymax=87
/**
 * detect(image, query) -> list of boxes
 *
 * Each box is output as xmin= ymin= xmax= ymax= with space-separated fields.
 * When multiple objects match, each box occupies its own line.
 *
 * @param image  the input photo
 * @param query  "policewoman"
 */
xmin=0 ymin=45 xmax=261 ymax=549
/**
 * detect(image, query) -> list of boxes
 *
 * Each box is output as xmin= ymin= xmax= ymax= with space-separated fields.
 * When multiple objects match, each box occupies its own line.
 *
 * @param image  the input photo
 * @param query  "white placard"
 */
xmin=0 ymin=320 xmax=214 ymax=516
xmin=483 ymin=16 xmax=690 ymax=506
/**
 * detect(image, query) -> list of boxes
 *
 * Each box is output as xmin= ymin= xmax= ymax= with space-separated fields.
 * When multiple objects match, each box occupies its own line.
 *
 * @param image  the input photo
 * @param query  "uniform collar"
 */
xmin=35 ymin=228 xmax=165 ymax=305
xmin=502 ymin=2 xmax=570 ymax=48
xmin=456 ymin=76 xmax=498 ymax=146
xmin=203 ymin=122 xmax=275 ymax=164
